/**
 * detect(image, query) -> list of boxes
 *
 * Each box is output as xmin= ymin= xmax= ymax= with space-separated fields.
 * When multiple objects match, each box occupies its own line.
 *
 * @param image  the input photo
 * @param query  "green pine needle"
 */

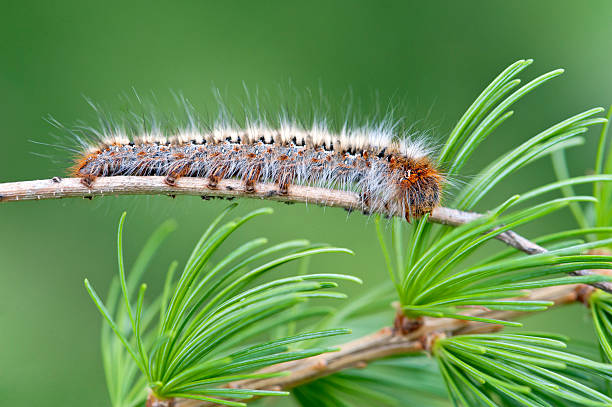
xmin=434 ymin=333 xmax=612 ymax=406
xmin=590 ymin=291 xmax=612 ymax=363
xmin=86 ymin=60 xmax=612 ymax=407
xmin=85 ymin=205 xmax=357 ymax=406
xmin=293 ymin=357 xmax=449 ymax=407
xmin=374 ymin=60 xmax=611 ymax=324
xmin=376 ymin=196 xmax=612 ymax=323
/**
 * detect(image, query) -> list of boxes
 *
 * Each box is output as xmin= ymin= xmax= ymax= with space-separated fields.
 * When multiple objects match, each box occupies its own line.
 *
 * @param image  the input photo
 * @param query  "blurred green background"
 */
xmin=1 ymin=1 xmax=611 ymax=405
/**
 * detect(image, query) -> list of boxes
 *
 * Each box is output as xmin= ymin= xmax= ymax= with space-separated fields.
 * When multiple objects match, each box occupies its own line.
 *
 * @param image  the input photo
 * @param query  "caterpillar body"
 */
xmin=71 ymin=123 xmax=443 ymax=219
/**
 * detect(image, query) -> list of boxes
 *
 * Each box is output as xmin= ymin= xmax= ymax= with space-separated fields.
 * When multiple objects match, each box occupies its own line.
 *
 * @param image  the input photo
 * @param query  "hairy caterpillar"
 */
xmin=68 ymin=101 xmax=443 ymax=219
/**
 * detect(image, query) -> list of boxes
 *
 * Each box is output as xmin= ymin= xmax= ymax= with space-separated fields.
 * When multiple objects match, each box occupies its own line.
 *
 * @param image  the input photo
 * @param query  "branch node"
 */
xmin=420 ymin=331 xmax=446 ymax=353
xmin=392 ymin=304 xmax=424 ymax=336
xmin=575 ymin=284 xmax=595 ymax=306
xmin=379 ymin=326 xmax=393 ymax=335
xmin=147 ymin=393 xmax=175 ymax=407
xmin=314 ymin=359 xmax=328 ymax=370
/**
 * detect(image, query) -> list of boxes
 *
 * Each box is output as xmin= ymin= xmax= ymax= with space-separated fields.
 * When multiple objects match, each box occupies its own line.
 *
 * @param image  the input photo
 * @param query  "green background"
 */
xmin=1 ymin=1 xmax=611 ymax=405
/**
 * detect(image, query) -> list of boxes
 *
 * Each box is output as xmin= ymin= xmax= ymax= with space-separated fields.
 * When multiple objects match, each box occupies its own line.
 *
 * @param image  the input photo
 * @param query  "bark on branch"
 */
xmin=2 ymin=176 xmax=611 ymax=292
xmin=0 ymin=177 xmax=605 ymax=406
xmin=175 ymin=284 xmax=582 ymax=407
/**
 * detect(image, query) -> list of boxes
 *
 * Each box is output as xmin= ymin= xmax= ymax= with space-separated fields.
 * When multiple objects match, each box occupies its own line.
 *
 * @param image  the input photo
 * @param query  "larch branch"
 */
xmin=1 ymin=177 xmax=605 ymax=406
xmin=2 ymin=176 xmax=611 ymax=293
xmin=175 ymin=284 xmax=582 ymax=407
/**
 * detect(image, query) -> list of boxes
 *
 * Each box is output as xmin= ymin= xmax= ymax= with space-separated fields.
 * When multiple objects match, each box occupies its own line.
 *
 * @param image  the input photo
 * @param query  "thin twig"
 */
xmin=175 ymin=284 xmax=581 ymax=407
xmin=0 ymin=177 xmax=604 ymax=406
xmin=2 ymin=176 xmax=611 ymax=293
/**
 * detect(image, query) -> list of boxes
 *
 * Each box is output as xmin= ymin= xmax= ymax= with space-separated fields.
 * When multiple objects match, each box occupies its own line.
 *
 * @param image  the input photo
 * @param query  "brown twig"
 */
xmin=1 ymin=177 xmax=605 ymax=406
xmin=2 ymin=176 xmax=611 ymax=293
xmin=170 ymin=284 xmax=581 ymax=407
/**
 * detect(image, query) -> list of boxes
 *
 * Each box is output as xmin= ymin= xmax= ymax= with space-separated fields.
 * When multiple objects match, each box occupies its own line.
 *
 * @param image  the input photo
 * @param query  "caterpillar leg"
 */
xmin=207 ymin=165 xmax=228 ymax=189
xmin=164 ymin=160 xmax=191 ymax=187
xmin=164 ymin=169 xmax=189 ymax=185
xmin=402 ymin=175 xmax=441 ymax=221
xmin=80 ymin=174 xmax=97 ymax=188
xmin=276 ymin=168 xmax=295 ymax=195
xmin=243 ymin=165 xmax=262 ymax=193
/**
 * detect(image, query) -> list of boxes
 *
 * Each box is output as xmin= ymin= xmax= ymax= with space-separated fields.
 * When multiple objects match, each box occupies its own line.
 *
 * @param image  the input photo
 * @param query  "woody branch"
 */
xmin=175 ymin=284 xmax=584 ymax=407
xmin=1 ymin=176 xmax=606 ymax=406
xmin=1 ymin=176 xmax=611 ymax=293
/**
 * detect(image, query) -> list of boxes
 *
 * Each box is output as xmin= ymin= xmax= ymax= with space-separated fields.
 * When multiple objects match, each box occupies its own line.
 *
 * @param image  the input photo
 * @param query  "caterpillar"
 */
xmin=69 ymin=110 xmax=443 ymax=220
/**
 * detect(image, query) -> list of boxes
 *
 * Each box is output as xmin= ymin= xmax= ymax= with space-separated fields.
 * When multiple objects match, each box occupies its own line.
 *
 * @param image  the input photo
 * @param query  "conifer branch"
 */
xmin=2 ymin=176 xmax=611 ymax=293
xmin=174 ymin=284 xmax=582 ymax=407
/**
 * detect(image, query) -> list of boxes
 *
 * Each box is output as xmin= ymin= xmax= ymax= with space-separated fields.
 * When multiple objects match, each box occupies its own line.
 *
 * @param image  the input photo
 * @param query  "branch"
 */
xmin=2 ymin=176 xmax=611 ymax=293
xmin=175 ymin=284 xmax=582 ymax=407
xmin=2 ymin=177 xmax=604 ymax=406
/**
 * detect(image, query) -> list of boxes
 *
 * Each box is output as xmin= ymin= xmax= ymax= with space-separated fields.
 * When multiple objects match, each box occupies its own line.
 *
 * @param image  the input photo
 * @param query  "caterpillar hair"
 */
xmin=65 ymin=94 xmax=443 ymax=220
